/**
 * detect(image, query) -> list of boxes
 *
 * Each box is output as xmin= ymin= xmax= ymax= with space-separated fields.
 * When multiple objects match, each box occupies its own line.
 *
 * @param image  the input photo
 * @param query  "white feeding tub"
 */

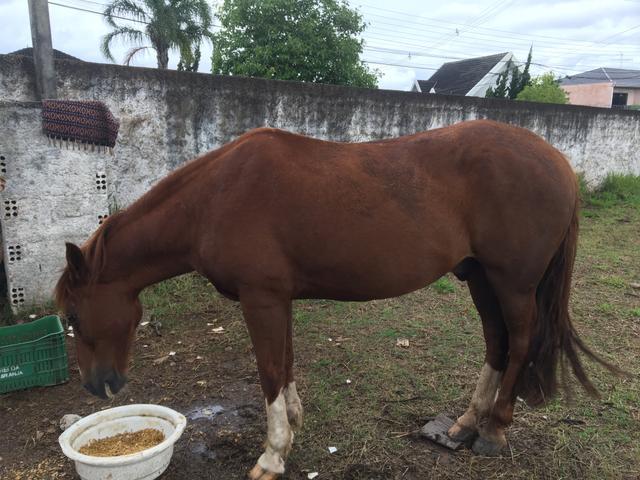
xmin=59 ymin=404 xmax=187 ymax=480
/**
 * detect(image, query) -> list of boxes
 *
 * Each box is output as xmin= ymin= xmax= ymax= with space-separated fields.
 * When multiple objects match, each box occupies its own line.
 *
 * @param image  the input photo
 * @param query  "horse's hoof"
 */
xmin=248 ymin=464 xmax=280 ymax=480
xmin=472 ymin=435 xmax=505 ymax=456
xmin=447 ymin=423 xmax=477 ymax=444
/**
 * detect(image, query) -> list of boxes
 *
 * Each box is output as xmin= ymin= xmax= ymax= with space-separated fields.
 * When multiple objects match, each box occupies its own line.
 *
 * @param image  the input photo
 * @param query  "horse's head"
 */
xmin=55 ymin=242 xmax=142 ymax=399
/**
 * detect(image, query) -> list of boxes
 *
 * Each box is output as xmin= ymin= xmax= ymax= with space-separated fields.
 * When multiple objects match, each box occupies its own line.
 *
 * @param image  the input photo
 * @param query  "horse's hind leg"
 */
xmin=240 ymin=290 xmax=294 ymax=480
xmin=472 ymin=280 xmax=536 ymax=456
xmin=448 ymin=262 xmax=508 ymax=443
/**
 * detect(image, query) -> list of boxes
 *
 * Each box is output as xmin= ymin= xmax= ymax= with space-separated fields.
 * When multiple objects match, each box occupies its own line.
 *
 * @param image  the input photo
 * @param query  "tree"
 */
xmin=211 ymin=0 xmax=378 ymax=88
xmin=486 ymin=63 xmax=510 ymax=98
xmin=486 ymin=47 xmax=533 ymax=99
xmin=516 ymin=73 xmax=569 ymax=104
xmin=101 ymin=0 xmax=214 ymax=70
xmin=517 ymin=47 xmax=532 ymax=96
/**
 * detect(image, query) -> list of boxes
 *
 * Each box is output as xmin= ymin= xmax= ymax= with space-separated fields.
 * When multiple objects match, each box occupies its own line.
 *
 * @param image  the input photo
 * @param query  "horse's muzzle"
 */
xmin=84 ymin=369 xmax=127 ymax=399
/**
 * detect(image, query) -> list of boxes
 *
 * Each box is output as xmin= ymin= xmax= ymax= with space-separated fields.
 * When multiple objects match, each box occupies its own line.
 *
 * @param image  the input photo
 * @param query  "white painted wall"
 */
xmin=0 ymin=103 xmax=108 ymax=310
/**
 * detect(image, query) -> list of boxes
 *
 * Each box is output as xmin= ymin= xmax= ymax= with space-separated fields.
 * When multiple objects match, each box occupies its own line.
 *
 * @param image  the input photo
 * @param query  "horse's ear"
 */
xmin=65 ymin=242 xmax=88 ymax=284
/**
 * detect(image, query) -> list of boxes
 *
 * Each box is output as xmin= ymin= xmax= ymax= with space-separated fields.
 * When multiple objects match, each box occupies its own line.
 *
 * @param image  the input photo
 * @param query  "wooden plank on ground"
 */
xmin=420 ymin=414 xmax=463 ymax=450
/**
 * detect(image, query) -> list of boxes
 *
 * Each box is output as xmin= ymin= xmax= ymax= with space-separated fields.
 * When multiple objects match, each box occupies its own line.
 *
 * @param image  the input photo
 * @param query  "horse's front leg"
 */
xmin=241 ymin=290 xmax=295 ymax=480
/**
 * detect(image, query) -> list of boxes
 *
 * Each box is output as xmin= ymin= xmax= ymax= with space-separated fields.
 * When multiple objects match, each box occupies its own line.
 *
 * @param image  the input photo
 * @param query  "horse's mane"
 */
xmin=54 ymin=211 xmax=124 ymax=309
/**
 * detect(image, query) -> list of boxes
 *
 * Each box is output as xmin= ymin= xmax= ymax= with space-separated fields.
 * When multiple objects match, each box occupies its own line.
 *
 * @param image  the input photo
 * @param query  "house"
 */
xmin=412 ymin=52 xmax=516 ymax=97
xmin=561 ymin=68 xmax=640 ymax=108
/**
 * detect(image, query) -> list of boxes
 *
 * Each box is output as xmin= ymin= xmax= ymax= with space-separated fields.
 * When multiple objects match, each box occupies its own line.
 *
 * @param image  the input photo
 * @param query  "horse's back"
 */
xmin=200 ymin=121 xmax=577 ymax=299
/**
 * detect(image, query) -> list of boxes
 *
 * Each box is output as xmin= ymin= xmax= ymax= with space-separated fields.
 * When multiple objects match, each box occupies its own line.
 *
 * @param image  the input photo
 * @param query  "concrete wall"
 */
xmin=563 ymin=82 xmax=613 ymax=108
xmin=1 ymin=53 xmax=640 ymax=309
xmin=0 ymin=101 xmax=108 ymax=309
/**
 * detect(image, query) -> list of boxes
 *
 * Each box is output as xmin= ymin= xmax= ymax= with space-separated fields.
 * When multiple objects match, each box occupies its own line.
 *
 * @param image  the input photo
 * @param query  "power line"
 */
xmin=66 ymin=0 xmax=110 ymax=6
xmin=362 ymin=26 xmax=636 ymax=60
xmin=48 ymin=1 xmax=148 ymax=24
xmin=571 ymin=23 xmax=640 ymax=64
xmin=356 ymin=4 xmax=640 ymax=72
xmin=423 ymin=0 xmax=517 ymax=52
xmin=362 ymin=45 xmax=626 ymax=72
xmin=355 ymin=1 xmax=640 ymax=47
xmin=363 ymin=7 xmax=639 ymax=60
xmin=363 ymin=59 xmax=439 ymax=71
xmin=361 ymin=29 xmax=637 ymax=68
xmin=363 ymin=15 xmax=639 ymax=54
xmin=49 ymin=0 xmax=222 ymax=28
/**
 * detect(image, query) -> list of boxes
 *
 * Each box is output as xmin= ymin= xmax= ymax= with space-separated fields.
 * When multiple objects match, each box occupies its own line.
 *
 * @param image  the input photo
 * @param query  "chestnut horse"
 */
xmin=55 ymin=120 xmax=614 ymax=478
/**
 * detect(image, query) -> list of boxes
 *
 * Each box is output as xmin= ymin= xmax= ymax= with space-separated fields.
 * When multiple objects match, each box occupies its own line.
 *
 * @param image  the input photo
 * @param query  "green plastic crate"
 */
xmin=0 ymin=315 xmax=69 ymax=394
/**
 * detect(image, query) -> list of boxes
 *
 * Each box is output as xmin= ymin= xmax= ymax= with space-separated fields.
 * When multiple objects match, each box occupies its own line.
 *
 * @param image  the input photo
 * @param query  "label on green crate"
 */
xmin=0 ymin=365 xmax=27 ymax=380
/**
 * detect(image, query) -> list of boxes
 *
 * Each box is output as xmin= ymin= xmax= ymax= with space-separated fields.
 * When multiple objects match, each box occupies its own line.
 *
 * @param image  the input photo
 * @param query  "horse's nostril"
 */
xmin=83 ymin=381 xmax=107 ymax=399
xmin=106 ymin=373 xmax=127 ymax=396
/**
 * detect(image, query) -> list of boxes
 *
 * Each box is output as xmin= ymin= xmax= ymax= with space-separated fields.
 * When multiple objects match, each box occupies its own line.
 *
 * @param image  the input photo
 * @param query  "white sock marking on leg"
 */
xmin=284 ymin=381 xmax=303 ymax=426
xmin=471 ymin=363 xmax=502 ymax=415
xmin=257 ymin=390 xmax=291 ymax=474
xmin=452 ymin=363 xmax=502 ymax=432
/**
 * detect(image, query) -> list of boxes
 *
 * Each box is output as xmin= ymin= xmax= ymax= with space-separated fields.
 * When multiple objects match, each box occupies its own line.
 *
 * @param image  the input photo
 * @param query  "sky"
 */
xmin=1 ymin=0 xmax=639 ymax=91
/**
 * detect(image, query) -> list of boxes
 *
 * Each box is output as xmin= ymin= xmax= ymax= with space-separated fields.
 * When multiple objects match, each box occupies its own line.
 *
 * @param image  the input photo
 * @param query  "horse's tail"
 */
xmin=516 ymin=188 xmax=624 ymax=406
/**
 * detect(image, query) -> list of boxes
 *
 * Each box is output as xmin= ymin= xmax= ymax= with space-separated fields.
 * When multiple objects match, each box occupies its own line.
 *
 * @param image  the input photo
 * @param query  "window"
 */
xmin=612 ymin=92 xmax=628 ymax=108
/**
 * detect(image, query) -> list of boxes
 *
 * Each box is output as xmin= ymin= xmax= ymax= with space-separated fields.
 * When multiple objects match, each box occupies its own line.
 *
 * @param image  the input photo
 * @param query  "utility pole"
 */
xmin=28 ymin=0 xmax=57 ymax=100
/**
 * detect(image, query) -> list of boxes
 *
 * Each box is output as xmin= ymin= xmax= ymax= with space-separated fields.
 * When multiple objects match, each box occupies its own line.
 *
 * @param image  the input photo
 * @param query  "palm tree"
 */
xmin=101 ymin=0 xmax=213 ymax=70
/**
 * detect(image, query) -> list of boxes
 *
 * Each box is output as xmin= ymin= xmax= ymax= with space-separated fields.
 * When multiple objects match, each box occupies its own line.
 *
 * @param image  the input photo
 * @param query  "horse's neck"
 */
xmin=100 ymin=205 xmax=194 ymax=293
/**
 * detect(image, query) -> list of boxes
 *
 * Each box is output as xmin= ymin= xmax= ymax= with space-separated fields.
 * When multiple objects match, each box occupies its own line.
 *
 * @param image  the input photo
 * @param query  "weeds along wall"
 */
xmin=1 ymin=53 xmax=639 ymax=310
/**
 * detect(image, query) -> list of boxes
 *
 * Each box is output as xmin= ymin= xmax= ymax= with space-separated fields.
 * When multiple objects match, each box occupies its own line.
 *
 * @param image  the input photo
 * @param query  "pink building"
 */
xmin=561 ymin=68 xmax=640 ymax=108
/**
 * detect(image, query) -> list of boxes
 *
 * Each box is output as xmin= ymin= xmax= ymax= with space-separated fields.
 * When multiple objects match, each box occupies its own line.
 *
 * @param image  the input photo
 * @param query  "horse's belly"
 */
xmin=293 ymin=252 xmax=452 ymax=301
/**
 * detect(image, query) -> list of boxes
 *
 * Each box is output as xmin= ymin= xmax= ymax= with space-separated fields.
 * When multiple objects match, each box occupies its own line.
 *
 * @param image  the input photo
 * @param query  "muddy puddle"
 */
xmin=173 ymin=400 xmax=263 ymax=473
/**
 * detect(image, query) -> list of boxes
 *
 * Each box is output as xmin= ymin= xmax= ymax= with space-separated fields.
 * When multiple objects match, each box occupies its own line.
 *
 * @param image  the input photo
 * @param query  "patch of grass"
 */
xmin=630 ymin=307 xmax=640 ymax=318
xmin=598 ymin=275 xmax=626 ymax=289
xmin=582 ymin=174 xmax=640 ymax=208
xmin=598 ymin=302 xmax=616 ymax=314
xmin=375 ymin=326 xmax=418 ymax=339
xmin=293 ymin=309 xmax=320 ymax=328
xmin=377 ymin=327 xmax=400 ymax=338
xmin=577 ymin=172 xmax=589 ymax=195
xmin=431 ymin=276 xmax=455 ymax=294
xmin=140 ymin=273 xmax=217 ymax=328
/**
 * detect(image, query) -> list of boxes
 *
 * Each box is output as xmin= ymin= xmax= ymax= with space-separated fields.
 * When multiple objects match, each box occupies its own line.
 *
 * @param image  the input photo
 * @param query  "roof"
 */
xmin=417 ymin=52 xmax=509 ymax=95
xmin=8 ymin=48 xmax=83 ymax=62
xmin=561 ymin=67 xmax=640 ymax=88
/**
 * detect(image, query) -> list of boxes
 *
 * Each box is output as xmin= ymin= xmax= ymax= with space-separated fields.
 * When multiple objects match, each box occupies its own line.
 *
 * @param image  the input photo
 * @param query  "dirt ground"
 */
xmin=1 ymin=193 xmax=639 ymax=480
xmin=0 ymin=317 xmax=517 ymax=480
xmin=0 ymin=319 xmax=272 ymax=480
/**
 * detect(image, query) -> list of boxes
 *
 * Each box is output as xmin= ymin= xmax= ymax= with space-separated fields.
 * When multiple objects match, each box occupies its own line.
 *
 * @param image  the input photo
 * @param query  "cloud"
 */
xmin=374 ymin=64 xmax=417 ymax=90
xmin=1 ymin=0 xmax=32 ymax=52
